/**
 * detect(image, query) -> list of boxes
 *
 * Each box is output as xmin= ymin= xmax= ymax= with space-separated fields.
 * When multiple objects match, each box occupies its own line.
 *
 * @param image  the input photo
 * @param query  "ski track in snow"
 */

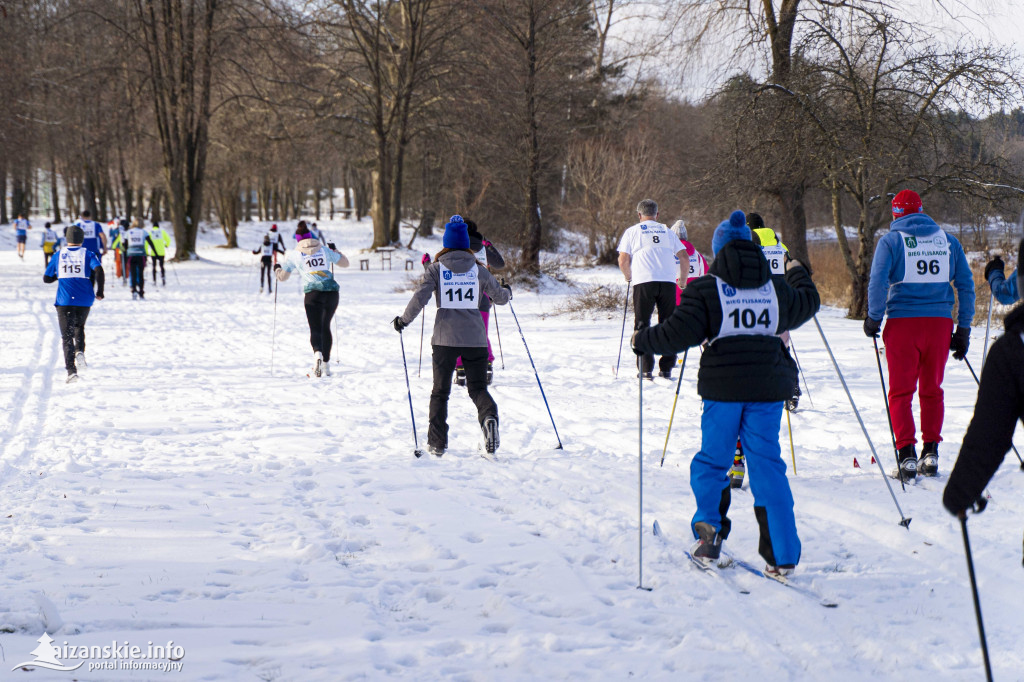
xmin=1 ymin=221 xmax=1022 ymax=681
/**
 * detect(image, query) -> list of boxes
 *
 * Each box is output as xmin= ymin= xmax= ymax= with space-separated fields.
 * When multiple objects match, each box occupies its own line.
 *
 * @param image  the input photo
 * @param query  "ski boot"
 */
xmin=765 ymin=564 xmax=795 ymax=581
xmin=893 ymin=444 xmax=918 ymax=482
xmin=312 ymin=351 xmax=323 ymax=378
xmin=455 ymin=366 xmax=466 ymax=386
xmin=322 ymin=360 xmax=331 ymax=377
xmin=482 ymin=416 xmax=499 ymax=454
xmin=66 ymin=371 xmax=79 ymax=384
xmin=486 ymin=361 xmax=493 ymax=385
xmin=918 ymin=442 xmax=938 ymax=477
xmin=786 ymin=384 xmax=800 ymax=412
xmin=162 ymin=275 xmax=166 ymax=287
xmin=132 ymin=291 xmax=138 ymax=300
xmin=658 ymin=369 xmax=672 ymax=379
xmin=428 ymin=444 xmax=445 ymax=458
xmin=690 ymin=522 xmax=723 ymax=566
xmin=728 ymin=440 xmax=745 ymax=489
xmin=638 ymin=371 xmax=654 ymax=381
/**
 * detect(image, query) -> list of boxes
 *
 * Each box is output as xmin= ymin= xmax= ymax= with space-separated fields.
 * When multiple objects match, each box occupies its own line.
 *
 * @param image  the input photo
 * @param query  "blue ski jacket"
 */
xmin=988 ymin=268 xmax=1019 ymax=305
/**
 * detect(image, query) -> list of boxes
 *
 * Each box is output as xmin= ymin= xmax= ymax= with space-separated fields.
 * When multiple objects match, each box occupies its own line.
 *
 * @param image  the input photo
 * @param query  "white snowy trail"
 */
xmin=0 ymin=220 xmax=1022 ymax=681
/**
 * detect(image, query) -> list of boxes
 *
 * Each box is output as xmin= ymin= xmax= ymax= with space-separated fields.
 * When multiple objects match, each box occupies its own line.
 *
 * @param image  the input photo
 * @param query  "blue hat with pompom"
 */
xmin=711 ymin=210 xmax=751 ymax=256
xmin=443 ymin=215 xmax=470 ymax=249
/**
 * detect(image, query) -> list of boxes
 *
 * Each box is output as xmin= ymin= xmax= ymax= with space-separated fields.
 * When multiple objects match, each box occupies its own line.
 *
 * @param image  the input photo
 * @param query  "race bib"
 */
xmin=688 ymin=252 xmax=705 ymax=278
xmin=79 ymin=221 xmax=96 ymax=240
xmin=714 ymin=277 xmax=779 ymax=340
xmin=475 ymin=246 xmax=488 ymax=266
xmin=639 ymin=222 xmax=672 ymax=252
xmin=439 ymin=264 xmax=479 ymax=309
xmin=262 ymin=243 xmax=274 ymax=256
xmin=58 ymin=249 xmax=88 ymax=279
xmin=127 ymin=230 xmax=145 ymax=247
xmin=761 ymin=245 xmax=786 ymax=275
xmin=301 ymin=248 xmax=329 ymax=273
xmin=899 ymin=232 xmax=950 ymax=284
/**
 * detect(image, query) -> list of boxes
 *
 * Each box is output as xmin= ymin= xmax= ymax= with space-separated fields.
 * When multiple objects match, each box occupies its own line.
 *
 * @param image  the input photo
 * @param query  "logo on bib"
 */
xmin=723 ymin=284 xmax=737 ymax=297
xmin=641 ymin=224 xmax=648 ymax=231
xmin=904 ymin=235 xmax=917 ymax=249
xmin=442 ymin=269 xmax=452 ymax=280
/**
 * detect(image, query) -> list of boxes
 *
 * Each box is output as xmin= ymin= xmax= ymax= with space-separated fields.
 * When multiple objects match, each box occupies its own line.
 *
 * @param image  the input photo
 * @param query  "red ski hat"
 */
xmin=891 ymin=190 xmax=922 ymax=218
xmin=270 ymin=224 xmax=278 ymax=231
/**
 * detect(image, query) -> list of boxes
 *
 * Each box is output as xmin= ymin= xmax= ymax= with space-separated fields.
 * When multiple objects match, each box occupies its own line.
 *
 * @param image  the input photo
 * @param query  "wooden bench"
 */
xmin=359 ymin=258 xmax=369 ymax=271
xmin=375 ymin=247 xmax=395 ymax=270
xmin=405 ymin=259 xmax=414 ymax=271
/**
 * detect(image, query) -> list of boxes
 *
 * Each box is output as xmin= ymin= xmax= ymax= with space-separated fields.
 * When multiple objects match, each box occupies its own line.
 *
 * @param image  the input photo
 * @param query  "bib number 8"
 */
xmin=445 ymin=287 xmax=475 ymax=303
xmin=916 ymin=259 xmax=940 ymax=276
xmin=728 ymin=308 xmax=771 ymax=329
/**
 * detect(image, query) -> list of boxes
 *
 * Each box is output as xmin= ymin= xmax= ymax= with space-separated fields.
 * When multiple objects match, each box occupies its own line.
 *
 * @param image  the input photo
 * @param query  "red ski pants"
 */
xmin=882 ymin=317 xmax=953 ymax=450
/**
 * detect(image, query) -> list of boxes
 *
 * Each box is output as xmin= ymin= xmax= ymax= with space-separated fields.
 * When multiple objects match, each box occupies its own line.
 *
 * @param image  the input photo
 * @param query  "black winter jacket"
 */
xmin=633 ymin=239 xmax=820 ymax=402
xmin=944 ymin=303 xmax=1024 ymax=514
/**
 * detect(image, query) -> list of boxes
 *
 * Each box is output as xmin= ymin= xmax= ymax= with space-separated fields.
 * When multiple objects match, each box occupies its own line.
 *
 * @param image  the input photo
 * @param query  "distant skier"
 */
xmin=670 ymin=219 xmax=708 ymax=304
xmin=43 ymin=225 xmax=105 ymax=383
xmin=944 ymin=241 xmax=1024 ymax=524
xmin=274 ymin=225 xmax=349 ymax=377
xmin=618 ymin=199 xmax=688 ymax=380
xmin=120 ymin=219 xmax=157 ymax=300
xmin=40 ymin=222 xmax=60 ymax=267
xmin=452 ymin=219 xmax=505 ymax=386
xmin=863 ymin=190 xmax=975 ymax=480
xmin=253 ymin=235 xmax=284 ymax=293
xmin=631 ymin=210 xmax=820 ymax=578
xmin=12 ymin=213 xmax=31 ymax=259
xmin=267 ymin=224 xmax=286 ymax=264
xmin=146 ymin=221 xmax=171 ymax=286
xmin=73 ymin=210 xmax=107 ymax=261
xmin=392 ymin=215 xmax=512 ymax=457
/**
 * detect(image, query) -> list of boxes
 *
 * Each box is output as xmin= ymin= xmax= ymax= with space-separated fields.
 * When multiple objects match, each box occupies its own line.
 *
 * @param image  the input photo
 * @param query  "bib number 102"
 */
xmin=729 ymin=308 xmax=770 ymax=329
xmin=445 ymin=287 xmax=474 ymax=303
xmin=305 ymin=257 xmax=326 ymax=268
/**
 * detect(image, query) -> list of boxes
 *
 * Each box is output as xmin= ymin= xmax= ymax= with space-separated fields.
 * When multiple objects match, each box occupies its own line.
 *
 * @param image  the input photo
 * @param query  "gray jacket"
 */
xmin=401 ymin=250 xmax=511 ymax=347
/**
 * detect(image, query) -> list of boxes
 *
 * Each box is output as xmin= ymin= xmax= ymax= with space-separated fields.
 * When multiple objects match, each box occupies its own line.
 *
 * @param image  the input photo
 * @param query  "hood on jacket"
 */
xmin=438 ymin=249 xmax=479 ymax=274
xmin=297 ymin=237 xmax=322 ymax=255
xmin=889 ymin=213 xmax=941 ymax=237
xmin=709 ymin=239 xmax=770 ymax=289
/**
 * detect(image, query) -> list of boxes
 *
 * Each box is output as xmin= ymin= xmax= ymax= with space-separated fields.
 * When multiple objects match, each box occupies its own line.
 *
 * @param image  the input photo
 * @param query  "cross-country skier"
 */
xmin=146 ymin=221 xmax=171 ymax=285
xmin=40 ymin=222 xmax=60 ymax=267
xmin=267 ymin=224 xmax=286 ymax=264
xmin=983 ymin=252 xmax=1020 ymax=305
xmin=631 ymin=210 xmax=820 ymax=577
xmin=43 ymin=225 xmax=105 ymax=383
xmin=618 ymin=199 xmax=688 ymax=380
xmin=392 ymin=215 xmax=512 ymax=457
xmin=73 ymin=210 xmax=107 ymax=261
xmin=670 ymin=219 xmax=708 ymax=304
xmin=944 ymin=240 xmax=1024 ymax=527
xmin=863 ymin=190 xmax=975 ymax=480
xmin=453 ymin=219 xmax=505 ymax=386
xmin=253 ymin=235 xmax=284 ymax=293
xmin=12 ymin=213 xmax=31 ymax=259
xmin=273 ymin=225 xmax=349 ymax=377
xmin=119 ymin=219 xmax=157 ymax=299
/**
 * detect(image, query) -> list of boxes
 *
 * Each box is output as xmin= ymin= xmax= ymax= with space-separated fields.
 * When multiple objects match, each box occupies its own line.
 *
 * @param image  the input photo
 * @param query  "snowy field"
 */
xmin=1 ymin=217 xmax=1023 ymax=681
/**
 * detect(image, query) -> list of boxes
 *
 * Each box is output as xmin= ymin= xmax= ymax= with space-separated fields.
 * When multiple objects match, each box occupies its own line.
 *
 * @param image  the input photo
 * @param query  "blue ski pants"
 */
xmin=690 ymin=399 xmax=801 ymax=567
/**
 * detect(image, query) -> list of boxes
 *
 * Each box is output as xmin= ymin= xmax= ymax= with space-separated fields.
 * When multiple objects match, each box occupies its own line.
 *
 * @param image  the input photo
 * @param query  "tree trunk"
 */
xmin=371 ymin=168 xmax=390 ymax=248
xmin=244 ymin=181 xmax=252 ymax=221
xmin=521 ymin=10 xmax=542 ymax=270
xmin=49 ymin=156 xmax=62 ymax=223
xmin=0 ymin=162 xmax=7 ymax=224
xmin=776 ymin=184 xmax=809 ymax=266
xmin=150 ymin=186 xmax=162 ymax=223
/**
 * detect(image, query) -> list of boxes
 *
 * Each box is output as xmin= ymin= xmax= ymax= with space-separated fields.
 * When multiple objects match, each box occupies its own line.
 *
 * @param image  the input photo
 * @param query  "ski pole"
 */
xmin=417 ymin=314 xmax=425 ymax=378
xmin=785 ymin=403 xmax=796 ymax=474
xmin=270 ymin=279 xmax=278 ymax=377
xmin=492 ymin=307 xmax=505 ymax=370
xmin=981 ymin=294 xmax=993 ymax=369
xmin=398 ymin=328 xmax=425 ymax=458
xmin=813 ymin=316 xmax=911 ymax=528
xmin=660 ymin=349 xmax=688 ymax=467
xmin=963 ymin=356 xmax=1024 ymax=468
xmin=959 ymin=515 xmax=993 ymax=682
xmin=873 ymin=337 xmax=907 ymax=491
xmin=170 ymin=257 xmax=180 ymax=284
xmin=637 ymin=368 xmax=650 ymax=591
xmin=789 ymin=337 xmax=813 ymax=409
xmin=508 ymin=301 xmax=563 ymax=449
xmin=615 ymin=282 xmax=630 ymax=378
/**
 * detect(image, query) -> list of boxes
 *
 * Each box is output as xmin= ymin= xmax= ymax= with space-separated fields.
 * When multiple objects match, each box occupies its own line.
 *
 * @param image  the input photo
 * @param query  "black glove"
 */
xmin=784 ymin=256 xmax=812 ymax=278
xmin=951 ymin=326 xmax=970 ymax=361
xmin=630 ymin=330 xmax=645 ymax=356
xmin=273 ymin=264 xmax=281 ymax=271
xmin=392 ymin=316 xmax=407 ymax=333
xmin=863 ymin=317 xmax=881 ymax=338
xmin=327 ymin=242 xmax=336 ymax=251
xmin=500 ymin=278 xmax=512 ymax=300
xmin=943 ymin=485 xmax=987 ymax=518
xmin=984 ymin=255 xmax=1004 ymax=282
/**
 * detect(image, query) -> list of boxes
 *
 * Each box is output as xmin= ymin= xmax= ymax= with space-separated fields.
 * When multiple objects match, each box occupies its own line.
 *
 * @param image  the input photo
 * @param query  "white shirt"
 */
xmin=617 ymin=220 xmax=685 ymax=285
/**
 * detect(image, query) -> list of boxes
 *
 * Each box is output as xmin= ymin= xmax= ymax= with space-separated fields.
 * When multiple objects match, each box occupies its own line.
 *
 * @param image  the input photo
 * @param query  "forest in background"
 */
xmin=2 ymin=0 xmax=1023 ymax=316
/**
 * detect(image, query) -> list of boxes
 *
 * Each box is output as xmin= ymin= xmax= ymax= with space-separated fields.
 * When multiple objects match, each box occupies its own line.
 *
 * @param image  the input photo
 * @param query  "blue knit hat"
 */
xmin=443 ymin=215 xmax=470 ymax=249
xmin=711 ymin=210 xmax=751 ymax=256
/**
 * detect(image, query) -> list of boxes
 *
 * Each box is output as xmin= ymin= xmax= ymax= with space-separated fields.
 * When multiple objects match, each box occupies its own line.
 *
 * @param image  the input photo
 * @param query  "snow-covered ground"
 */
xmin=1 ymin=217 xmax=1022 ymax=681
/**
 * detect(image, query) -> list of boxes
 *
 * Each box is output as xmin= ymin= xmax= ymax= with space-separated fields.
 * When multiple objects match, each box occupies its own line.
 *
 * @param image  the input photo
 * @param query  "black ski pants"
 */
xmin=260 ymin=256 xmax=274 ymax=290
xmin=56 ymin=305 xmax=91 ymax=372
xmin=151 ymin=255 xmax=165 ymax=282
xmin=128 ymin=255 xmax=146 ymax=294
xmin=633 ymin=280 xmax=678 ymax=374
xmin=428 ymin=345 xmax=496 ymax=450
xmin=304 ymin=290 xmax=339 ymax=361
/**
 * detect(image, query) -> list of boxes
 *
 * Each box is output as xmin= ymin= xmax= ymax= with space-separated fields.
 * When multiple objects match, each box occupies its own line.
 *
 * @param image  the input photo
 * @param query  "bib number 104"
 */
xmin=445 ymin=287 xmax=474 ymax=303
xmin=729 ymin=308 xmax=771 ymax=329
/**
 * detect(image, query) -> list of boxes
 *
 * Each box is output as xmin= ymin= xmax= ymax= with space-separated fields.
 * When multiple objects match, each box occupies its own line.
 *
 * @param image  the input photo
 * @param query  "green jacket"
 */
xmin=146 ymin=226 xmax=171 ymax=256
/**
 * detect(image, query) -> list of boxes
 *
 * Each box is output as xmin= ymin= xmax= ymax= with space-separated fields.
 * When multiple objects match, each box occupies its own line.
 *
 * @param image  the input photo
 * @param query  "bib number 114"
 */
xmin=445 ymin=287 xmax=474 ymax=303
